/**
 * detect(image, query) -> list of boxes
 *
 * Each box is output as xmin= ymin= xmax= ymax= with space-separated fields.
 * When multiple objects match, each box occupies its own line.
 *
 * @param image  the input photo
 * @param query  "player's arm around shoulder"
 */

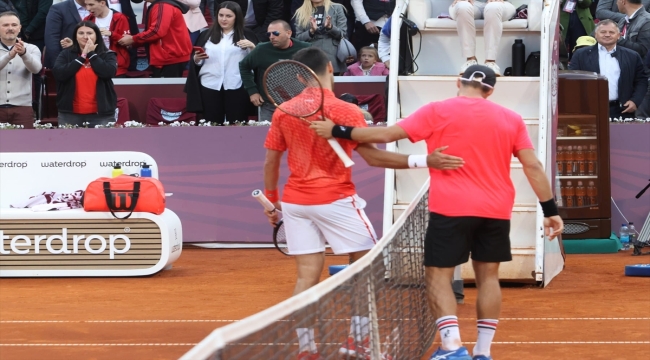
xmin=310 ymin=118 xmax=408 ymax=144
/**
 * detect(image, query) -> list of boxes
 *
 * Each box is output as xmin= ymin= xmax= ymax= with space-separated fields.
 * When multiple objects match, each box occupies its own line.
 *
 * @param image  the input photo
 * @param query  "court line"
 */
xmin=0 ymin=320 xmax=237 ymax=324
xmin=1 ymin=317 xmax=649 ymax=324
xmin=1 ymin=341 xmax=649 ymax=347
xmin=0 ymin=343 xmax=197 ymax=346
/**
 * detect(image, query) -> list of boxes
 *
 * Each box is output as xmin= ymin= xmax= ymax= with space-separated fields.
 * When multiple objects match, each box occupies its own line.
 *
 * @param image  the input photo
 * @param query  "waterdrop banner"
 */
xmin=0 ymin=152 xmax=158 ymax=209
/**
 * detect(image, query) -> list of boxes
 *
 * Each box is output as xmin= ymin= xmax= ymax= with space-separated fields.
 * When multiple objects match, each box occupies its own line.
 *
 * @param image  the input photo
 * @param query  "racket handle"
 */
xmin=327 ymin=138 xmax=355 ymax=168
xmin=252 ymin=189 xmax=277 ymax=212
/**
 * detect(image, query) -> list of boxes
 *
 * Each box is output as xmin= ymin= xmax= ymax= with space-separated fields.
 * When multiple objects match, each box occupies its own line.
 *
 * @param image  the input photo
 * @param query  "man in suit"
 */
xmin=43 ymin=0 xmax=89 ymax=68
xmin=569 ymin=19 xmax=648 ymax=119
xmin=616 ymin=0 xmax=650 ymax=59
xmin=214 ymin=0 xmax=283 ymax=42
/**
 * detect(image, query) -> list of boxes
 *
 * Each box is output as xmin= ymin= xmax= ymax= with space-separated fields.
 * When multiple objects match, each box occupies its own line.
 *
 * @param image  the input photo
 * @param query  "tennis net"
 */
xmin=181 ymin=180 xmax=434 ymax=360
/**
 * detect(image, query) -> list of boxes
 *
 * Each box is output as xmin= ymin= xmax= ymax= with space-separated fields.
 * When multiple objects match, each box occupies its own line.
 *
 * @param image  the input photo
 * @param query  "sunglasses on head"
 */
xmin=266 ymin=31 xmax=281 ymax=37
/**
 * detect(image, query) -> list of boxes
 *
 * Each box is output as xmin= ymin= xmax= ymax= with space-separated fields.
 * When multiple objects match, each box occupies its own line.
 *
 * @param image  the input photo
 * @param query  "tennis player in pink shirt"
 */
xmin=310 ymin=64 xmax=564 ymax=360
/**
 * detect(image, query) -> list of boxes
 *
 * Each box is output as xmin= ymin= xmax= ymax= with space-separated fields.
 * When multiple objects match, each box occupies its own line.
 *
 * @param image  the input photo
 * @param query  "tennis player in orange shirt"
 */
xmin=262 ymin=47 xmax=464 ymax=360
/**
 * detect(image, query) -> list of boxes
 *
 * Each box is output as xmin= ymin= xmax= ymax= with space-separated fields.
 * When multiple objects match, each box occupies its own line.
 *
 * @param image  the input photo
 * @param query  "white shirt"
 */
xmin=598 ymin=44 xmax=620 ymax=101
xmin=244 ymin=0 xmax=256 ymax=28
xmin=198 ymin=32 xmax=251 ymax=90
xmin=108 ymin=0 xmax=122 ymax=13
xmin=95 ymin=11 xmax=113 ymax=49
xmin=351 ymin=0 xmax=388 ymax=28
xmin=77 ymin=4 xmax=90 ymax=20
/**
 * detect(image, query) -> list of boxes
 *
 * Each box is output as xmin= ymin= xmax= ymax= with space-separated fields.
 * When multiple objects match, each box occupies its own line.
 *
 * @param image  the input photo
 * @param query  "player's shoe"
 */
xmin=428 ymin=346 xmax=472 ymax=360
xmin=338 ymin=336 xmax=394 ymax=359
xmin=483 ymin=61 xmax=502 ymax=76
xmin=297 ymin=351 xmax=322 ymax=360
xmin=459 ymin=59 xmax=479 ymax=74
xmin=472 ymin=355 xmax=493 ymax=360
xmin=339 ymin=336 xmax=369 ymax=358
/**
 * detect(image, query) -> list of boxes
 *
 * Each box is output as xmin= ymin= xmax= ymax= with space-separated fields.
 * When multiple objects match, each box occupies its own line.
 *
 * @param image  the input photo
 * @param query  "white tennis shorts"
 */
xmin=281 ymin=195 xmax=378 ymax=255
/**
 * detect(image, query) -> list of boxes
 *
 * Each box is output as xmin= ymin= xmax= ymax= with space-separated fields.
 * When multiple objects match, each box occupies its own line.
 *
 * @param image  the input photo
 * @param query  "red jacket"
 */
xmin=85 ymin=11 xmax=131 ymax=76
xmin=133 ymin=1 xmax=191 ymax=67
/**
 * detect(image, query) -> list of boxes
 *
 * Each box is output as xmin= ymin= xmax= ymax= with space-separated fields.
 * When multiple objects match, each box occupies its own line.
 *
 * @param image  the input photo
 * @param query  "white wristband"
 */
xmin=408 ymin=154 xmax=427 ymax=168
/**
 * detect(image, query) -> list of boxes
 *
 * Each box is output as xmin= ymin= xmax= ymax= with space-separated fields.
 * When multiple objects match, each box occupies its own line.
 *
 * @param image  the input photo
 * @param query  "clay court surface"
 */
xmin=0 ymin=247 xmax=648 ymax=360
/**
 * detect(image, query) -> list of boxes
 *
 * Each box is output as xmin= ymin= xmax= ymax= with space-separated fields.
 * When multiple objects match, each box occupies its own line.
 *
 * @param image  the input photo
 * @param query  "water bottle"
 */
xmin=140 ymin=164 xmax=152 ymax=178
xmin=112 ymin=163 xmax=123 ymax=178
xmin=628 ymin=222 xmax=637 ymax=248
xmin=575 ymin=181 xmax=586 ymax=207
xmin=587 ymin=181 xmax=598 ymax=206
xmin=555 ymin=177 xmax=563 ymax=207
xmin=620 ymin=223 xmax=630 ymax=250
xmin=512 ymin=39 xmax=526 ymax=76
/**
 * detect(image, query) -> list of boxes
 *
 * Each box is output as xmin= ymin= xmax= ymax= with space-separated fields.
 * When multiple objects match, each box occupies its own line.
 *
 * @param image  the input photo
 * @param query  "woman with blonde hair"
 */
xmin=293 ymin=0 xmax=347 ymax=74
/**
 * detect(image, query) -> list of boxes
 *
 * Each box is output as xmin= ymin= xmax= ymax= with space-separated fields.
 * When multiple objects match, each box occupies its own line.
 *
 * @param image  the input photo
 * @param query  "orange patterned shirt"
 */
xmin=264 ymin=88 xmax=368 ymax=205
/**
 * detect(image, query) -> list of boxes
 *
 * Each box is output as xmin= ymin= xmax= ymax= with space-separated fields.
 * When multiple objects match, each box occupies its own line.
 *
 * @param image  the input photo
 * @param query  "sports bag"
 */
xmin=83 ymin=175 xmax=166 ymax=219
xmin=524 ymin=51 xmax=541 ymax=76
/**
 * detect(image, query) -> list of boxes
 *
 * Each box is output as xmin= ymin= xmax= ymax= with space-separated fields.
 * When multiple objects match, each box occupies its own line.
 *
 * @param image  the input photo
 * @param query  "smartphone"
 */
xmin=193 ymin=46 xmax=205 ymax=54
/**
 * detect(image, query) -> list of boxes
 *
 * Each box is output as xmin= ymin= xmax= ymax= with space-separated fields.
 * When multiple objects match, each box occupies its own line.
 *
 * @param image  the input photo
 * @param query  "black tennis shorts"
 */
xmin=424 ymin=212 xmax=512 ymax=268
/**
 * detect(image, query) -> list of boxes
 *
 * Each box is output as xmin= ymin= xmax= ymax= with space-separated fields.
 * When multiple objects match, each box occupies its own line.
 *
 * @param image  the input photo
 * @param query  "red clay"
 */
xmin=0 ymin=248 xmax=649 ymax=360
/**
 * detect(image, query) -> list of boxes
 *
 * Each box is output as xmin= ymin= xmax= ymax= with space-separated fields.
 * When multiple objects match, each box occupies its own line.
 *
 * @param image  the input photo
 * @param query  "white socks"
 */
xmin=349 ymin=316 xmax=370 ymax=341
xmin=473 ymin=319 xmax=498 ymax=356
xmin=436 ymin=315 xmax=461 ymax=351
xmin=298 ymin=316 xmax=370 ymax=354
xmin=296 ymin=328 xmax=317 ymax=354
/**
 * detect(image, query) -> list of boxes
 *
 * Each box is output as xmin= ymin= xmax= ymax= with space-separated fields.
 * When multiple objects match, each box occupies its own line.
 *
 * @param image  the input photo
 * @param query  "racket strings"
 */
xmin=264 ymin=62 xmax=324 ymax=118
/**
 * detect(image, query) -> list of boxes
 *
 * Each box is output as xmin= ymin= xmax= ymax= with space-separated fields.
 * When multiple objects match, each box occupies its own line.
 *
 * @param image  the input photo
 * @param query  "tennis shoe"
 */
xmin=483 ymin=61 xmax=502 ymax=76
xmin=459 ymin=59 xmax=478 ymax=74
xmin=297 ymin=351 xmax=322 ymax=360
xmin=338 ymin=336 xmax=369 ymax=358
xmin=429 ymin=346 xmax=472 ymax=360
xmin=472 ymin=355 xmax=493 ymax=360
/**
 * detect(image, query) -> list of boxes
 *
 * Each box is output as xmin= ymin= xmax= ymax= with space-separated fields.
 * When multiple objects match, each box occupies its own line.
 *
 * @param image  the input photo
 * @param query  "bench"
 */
xmin=0 ymin=151 xmax=183 ymax=277
xmin=405 ymin=0 xmax=543 ymax=75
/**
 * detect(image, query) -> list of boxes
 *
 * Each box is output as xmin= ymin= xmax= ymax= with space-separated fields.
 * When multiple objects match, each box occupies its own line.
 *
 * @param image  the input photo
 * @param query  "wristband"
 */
xmin=331 ymin=125 xmax=354 ymax=140
xmin=408 ymin=154 xmax=428 ymax=168
xmin=265 ymin=189 xmax=279 ymax=203
xmin=539 ymin=198 xmax=559 ymax=217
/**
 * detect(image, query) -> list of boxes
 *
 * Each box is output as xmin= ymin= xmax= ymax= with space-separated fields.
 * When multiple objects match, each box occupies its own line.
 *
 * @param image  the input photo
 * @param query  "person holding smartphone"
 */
xmin=184 ymin=1 xmax=258 ymax=125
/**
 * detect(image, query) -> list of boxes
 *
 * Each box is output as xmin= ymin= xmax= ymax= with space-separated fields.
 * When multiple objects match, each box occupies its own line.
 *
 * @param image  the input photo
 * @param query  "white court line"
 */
xmin=0 ymin=343 xmax=197 ymax=347
xmin=0 ymin=320 xmax=237 ymax=324
xmin=2 ymin=341 xmax=649 ymax=347
xmin=1 ymin=317 xmax=649 ymax=324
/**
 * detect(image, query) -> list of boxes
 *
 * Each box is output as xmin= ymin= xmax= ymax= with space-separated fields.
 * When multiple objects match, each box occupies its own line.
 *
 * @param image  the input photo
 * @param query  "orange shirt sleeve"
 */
xmin=264 ymin=114 xmax=287 ymax=151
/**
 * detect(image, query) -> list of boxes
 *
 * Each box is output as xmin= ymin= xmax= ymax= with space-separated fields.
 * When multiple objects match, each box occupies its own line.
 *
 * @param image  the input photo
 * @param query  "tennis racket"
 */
xmin=263 ymin=60 xmax=355 ymax=168
xmin=251 ymin=189 xmax=289 ymax=255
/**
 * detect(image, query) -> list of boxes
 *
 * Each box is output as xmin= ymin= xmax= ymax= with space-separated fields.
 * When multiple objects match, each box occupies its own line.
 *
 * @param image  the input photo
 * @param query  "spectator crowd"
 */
xmin=1 ymin=0 xmax=399 ymax=127
xmin=3 ymin=0 xmax=650 ymax=128
xmin=564 ymin=0 xmax=650 ymax=119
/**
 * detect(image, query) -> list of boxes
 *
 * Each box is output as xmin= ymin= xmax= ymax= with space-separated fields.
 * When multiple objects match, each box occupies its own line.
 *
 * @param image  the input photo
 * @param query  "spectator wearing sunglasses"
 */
xmin=239 ymin=19 xmax=310 ymax=121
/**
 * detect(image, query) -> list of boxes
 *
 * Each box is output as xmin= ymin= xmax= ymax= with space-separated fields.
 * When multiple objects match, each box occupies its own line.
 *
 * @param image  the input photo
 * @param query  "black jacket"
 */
xmin=568 ymin=44 xmax=648 ymax=106
xmin=53 ymin=49 xmax=118 ymax=115
xmin=214 ymin=0 xmax=283 ymax=42
xmin=184 ymin=28 xmax=258 ymax=113
xmin=119 ymin=0 xmax=140 ymax=38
